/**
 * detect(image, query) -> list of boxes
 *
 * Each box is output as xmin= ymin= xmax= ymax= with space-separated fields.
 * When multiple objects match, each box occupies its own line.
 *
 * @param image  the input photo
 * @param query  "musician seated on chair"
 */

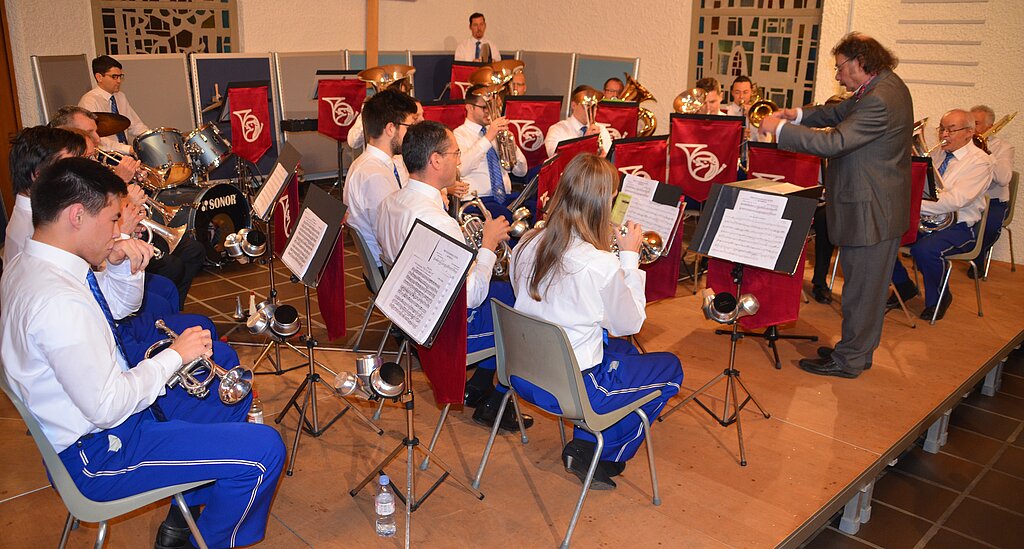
xmin=544 ymin=85 xmax=612 ymax=158
xmin=51 ymin=105 xmax=207 ymax=309
xmin=889 ymin=109 xmax=993 ymax=321
xmin=694 ymin=77 xmax=725 ymax=115
xmin=455 ymin=83 xmax=529 ymax=223
xmin=968 ymin=104 xmax=1016 ymax=277
xmin=78 ymin=55 xmax=149 ymax=154
xmin=376 ymin=121 xmax=534 ymax=432
xmin=454 ymin=12 xmax=501 ymax=62
xmin=0 ymin=157 xmax=285 ymax=549
xmin=509 ymin=153 xmax=683 ymax=490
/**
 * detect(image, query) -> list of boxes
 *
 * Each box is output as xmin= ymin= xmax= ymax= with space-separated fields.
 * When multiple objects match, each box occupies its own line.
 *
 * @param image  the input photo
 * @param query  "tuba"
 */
xmin=357 ymin=64 xmax=416 ymax=94
xmin=610 ymin=225 xmax=665 ymax=265
xmin=619 ymin=73 xmax=657 ymax=137
xmin=673 ymin=88 xmax=707 ymax=114
xmin=458 ymin=192 xmax=511 ymax=277
xmin=144 ymin=320 xmax=253 ymax=404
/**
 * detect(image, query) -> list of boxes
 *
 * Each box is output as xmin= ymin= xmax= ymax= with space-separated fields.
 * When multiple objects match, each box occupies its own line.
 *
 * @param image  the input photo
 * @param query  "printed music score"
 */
xmin=280 ymin=208 xmax=328 ymax=280
xmin=253 ymin=163 xmax=289 ymax=221
xmin=612 ymin=174 xmax=682 ymax=240
xmin=708 ymin=190 xmax=791 ymax=270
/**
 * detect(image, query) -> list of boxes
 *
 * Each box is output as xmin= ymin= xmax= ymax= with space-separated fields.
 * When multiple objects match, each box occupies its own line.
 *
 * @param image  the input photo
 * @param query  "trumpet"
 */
xmin=746 ymin=84 xmax=780 ymax=136
xmin=610 ymin=225 xmax=664 ymax=265
xmin=144 ymin=320 xmax=253 ymax=404
xmin=458 ymin=192 xmax=511 ymax=277
xmin=94 ymin=148 xmax=166 ymax=191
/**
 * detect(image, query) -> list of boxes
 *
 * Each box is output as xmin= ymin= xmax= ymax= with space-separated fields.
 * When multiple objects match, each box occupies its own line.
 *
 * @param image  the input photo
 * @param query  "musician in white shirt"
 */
xmin=969 ymin=104 xmax=1016 ymax=275
xmin=544 ymin=86 xmax=612 ymax=158
xmin=509 ymin=153 xmax=682 ymax=490
xmin=454 ymin=12 xmax=501 ymax=62
xmin=77 ymin=55 xmax=149 ymax=154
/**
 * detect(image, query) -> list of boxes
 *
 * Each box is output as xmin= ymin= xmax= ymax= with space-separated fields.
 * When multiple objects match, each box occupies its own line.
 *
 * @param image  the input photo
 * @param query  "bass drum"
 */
xmin=134 ymin=128 xmax=193 ymax=188
xmin=153 ymin=183 xmax=251 ymax=261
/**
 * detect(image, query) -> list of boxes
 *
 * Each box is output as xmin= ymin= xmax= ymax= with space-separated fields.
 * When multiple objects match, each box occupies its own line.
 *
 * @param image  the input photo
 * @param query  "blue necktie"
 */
xmin=580 ymin=125 xmax=587 ymax=136
xmin=86 ymin=270 xmax=128 ymax=368
xmin=475 ymin=41 xmax=481 ymax=60
xmin=938 ymin=151 xmax=954 ymax=176
xmin=109 ymin=95 xmax=127 ymax=144
xmin=481 ymin=126 xmax=506 ymax=203
xmin=393 ymin=163 xmax=402 ymax=188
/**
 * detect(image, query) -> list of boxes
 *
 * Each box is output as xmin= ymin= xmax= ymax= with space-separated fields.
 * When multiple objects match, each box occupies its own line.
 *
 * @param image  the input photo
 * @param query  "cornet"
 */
xmin=458 ymin=193 xmax=512 ymax=277
xmin=144 ymin=320 xmax=253 ymax=404
xmin=610 ymin=225 xmax=665 ymax=265
xmin=138 ymin=215 xmax=187 ymax=255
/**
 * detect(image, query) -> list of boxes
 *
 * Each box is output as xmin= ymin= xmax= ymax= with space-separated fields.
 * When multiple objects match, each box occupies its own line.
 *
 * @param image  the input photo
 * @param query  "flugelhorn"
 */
xmin=144 ymin=320 xmax=253 ymax=404
xmin=458 ymin=192 xmax=511 ymax=277
xmin=610 ymin=225 xmax=664 ymax=265
xmin=471 ymin=84 xmax=519 ymax=171
xmin=619 ymin=73 xmax=657 ymax=136
xmin=138 ymin=215 xmax=187 ymax=255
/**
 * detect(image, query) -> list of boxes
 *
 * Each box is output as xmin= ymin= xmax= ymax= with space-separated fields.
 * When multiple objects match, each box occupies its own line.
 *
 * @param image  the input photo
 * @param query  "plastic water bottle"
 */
xmin=374 ymin=475 xmax=397 ymax=537
xmin=247 ymin=389 xmax=264 ymax=424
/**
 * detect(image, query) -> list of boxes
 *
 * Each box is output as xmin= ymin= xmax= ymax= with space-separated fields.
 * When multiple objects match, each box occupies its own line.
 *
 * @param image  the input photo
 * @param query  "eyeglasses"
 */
xmin=436 ymin=149 xmax=461 ymax=158
xmin=468 ymin=103 xmax=487 ymax=110
xmin=106 ymin=73 xmax=126 ymax=80
xmin=936 ymin=126 xmax=969 ymax=135
xmin=834 ymin=58 xmax=852 ymax=72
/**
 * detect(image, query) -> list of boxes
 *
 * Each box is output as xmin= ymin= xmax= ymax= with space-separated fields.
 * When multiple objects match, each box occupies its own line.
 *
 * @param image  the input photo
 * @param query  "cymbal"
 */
xmin=95 ymin=112 xmax=130 ymax=138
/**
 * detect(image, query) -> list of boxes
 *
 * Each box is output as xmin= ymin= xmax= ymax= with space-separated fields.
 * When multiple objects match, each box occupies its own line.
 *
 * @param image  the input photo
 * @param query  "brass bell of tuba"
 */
xmin=357 ymin=64 xmax=416 ymax=94
xmin=619 ymin=73 xmax=657 ymax=137
xmin=144 ymin=320 xmax=253 ymax=404
xmin=458 ymin=192 xmax=511 ymax=277
xmin=673 ymin=88 xmax=707 ymax=114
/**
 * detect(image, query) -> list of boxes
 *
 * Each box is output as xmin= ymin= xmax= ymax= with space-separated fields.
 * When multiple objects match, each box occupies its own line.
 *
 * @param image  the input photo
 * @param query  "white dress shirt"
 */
xmin=543 ymin=116 xmax=611 ymax=158
xmin=510 ymin=234 xmax=645 ymax=369
xmin=2 ymin=194 xmax=32 ymax=264
xmin=986 ymin=136 xmax=1015 ymax=202
xmin=454 ymin=37 xmax=502 ymax=62
xmin=454 ymin=119 xmax=527 ymax=199
xmin=347 ymin=116 xmax=365 ymax=150
xmin=922 ymin=141 xmax=993 ymax=226
xmin=0 ymin=240 xmax=182 ymax=452
xmin=343 ymin=144 xmax=406 ymax=266
xmin=78 ymin=87 xmax=150 ymax=154
xmin=375 ymin=178 xmax=497 ymax=309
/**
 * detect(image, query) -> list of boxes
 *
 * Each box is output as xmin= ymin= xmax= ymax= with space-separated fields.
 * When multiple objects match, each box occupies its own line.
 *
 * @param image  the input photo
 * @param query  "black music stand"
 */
xmin=659 ymin=180 xmax=817 ymax=465
xmin=273 ymin=185 xmax=383 ymax=475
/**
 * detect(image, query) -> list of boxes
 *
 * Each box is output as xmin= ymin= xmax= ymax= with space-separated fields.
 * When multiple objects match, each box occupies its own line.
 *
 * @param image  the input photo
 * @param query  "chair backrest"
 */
xmin=949 ymin=195 xmax=991 ymax=261
xmin=491 ymin=299 xmax=594 ymax=422
xmin=1005 ymin=171 xmax=1019 ymax=226
xmin=348 ymin=227 xmax=384 ymax=293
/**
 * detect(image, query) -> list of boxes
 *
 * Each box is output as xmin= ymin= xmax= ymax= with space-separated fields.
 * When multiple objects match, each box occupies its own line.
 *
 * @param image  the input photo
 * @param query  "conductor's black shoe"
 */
xmin=815 ymin=346 xmax=871 ymax=370
xmin=920 ymin=293 xmax=953 ymax=321
xmin=154 ymin=522 xmax=196 ymax=549
xmin=561 ymin=444 xmax=616 ymax=490
xmin=472 ymin=395 xmax=534 ymax=432
xmin=811 ymin=285 xmax=832 ymax=304
xmin=463 ymin=385 xmax=489 ymax=408
xmin=798 ymin=357 xmax=860 ymax=379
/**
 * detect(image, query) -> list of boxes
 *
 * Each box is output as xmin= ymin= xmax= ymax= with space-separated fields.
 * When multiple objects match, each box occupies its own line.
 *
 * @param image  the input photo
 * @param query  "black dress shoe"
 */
xmin=920 ymin=293 xmax=953 ymax=321
xmin=561 ymin=443 xmax=616 ymax=490
xmin=155 ymin=522 xmax=195 ymax=549
xmin=815 ymin=346 xmax=871 ymax=370
xmin=966 ymin=262 xmax=982 ymax=279
xmin=886 ymin=282 xmax=920 ymax=311
xmin=798 ymin=357 xmax=860 ymax=378
xmin=811 ymin=286 xmax=832 ymax=304
xmin=472 ymin=395 xmax=534 ymax=432
xmin=463 ymin=385 xmax=489 ymax=408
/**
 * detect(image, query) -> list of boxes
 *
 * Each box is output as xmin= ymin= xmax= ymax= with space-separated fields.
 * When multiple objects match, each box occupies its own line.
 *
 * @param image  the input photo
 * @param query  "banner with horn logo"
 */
xmin=536 ymin=135 xmax=601 ymax=220
xmin=228 ymin=85 xmax=272 ymax=163
xmin=422 ymin=100 xmax=467 ymax=131
xmin=449 ymin=61 xmax=485 ymax=100
xmin=317 ymin=79 xmax=365 ymax=142
xmin=610 ymin=135 xmax=668 ymax=183
xmin=668 ymin=114 xmax=743 ymax=202
xmin=747 ymin=142 xmax=822 ymax=188
xmin=596 ymin=100 xmax=639 ymax=142
xmin=505 ymin=96 xmax=563 ymax=170
xmin=273 ymin=172 xmax=300 ymax=253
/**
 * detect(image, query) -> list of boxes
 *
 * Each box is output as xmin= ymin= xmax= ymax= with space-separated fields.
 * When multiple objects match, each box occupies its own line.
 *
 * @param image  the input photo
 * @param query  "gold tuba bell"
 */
xmin=619 ymin=73 xmax=657 ymax=137
xmin=673 ymin=88 xmax=707 ymax=114
xmin=357 ymin=64 xmax=416 ymax=94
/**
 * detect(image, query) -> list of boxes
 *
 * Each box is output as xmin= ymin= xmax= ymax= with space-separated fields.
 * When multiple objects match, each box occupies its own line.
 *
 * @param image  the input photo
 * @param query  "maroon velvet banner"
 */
xmin=449 ymin=61 xmax=484 ymax=100
xmin=315 ymin=236 xmax=347 ymax=341
xmin=228 ymin=86 xmax=272 ymax=163
xmin=422 ymin=101 xmax=466 ymax=131
xmin=273 ymin=173 xmax=300 ymax=253
xmin=668 ymin=114 xmax=743 ymax=202
xmin=747 ymin=143 xmax=822 ymax=188
xmin=906 ymin=158 xmax=930 ymax=246
xmin=316 ymin=79 xmax=365 ymax=142
xmin=595 ymin=100 xmax=640 ymax=141
xmin=414 ymin=288 xmax=468 ymax=405
xmin=706 ymin=245 xmax=809 ymax=330
xmin=611 ymin=136 xmax=668 ymax=183
xmin=640 ymin=204 xmax=686 ymax=302
xmin=505 ymin=96 xmax=563 ymax=170
xmin=536 ymin=135 xmax=601 ymax=220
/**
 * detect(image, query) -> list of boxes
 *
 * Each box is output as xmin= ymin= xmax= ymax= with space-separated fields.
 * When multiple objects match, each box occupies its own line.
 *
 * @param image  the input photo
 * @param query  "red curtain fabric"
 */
xmin=611 ymin=136 xmax=668 ymax=183
xmin=706 ymin=245 xmax=809 ymax=331
xmin=272 ymin=174 xmax=300 ymax=253
xmin=536 ymin=135 xmax=601 ymax=219
xmin=414 ymin=288 xmax=468 ymax=405
xmin=668 ymin=114 xmax=743 ymax=201
xmin=747 ymin=143 xmax=822 ymax=188
xmin=316 ymin=79 xmax=366 ymax=142
xmin=315 ymin=236 xmax=347 ymax=341
xmin=449 ymin=62 xmax=483 ymax=100
xmin=505 ymin=97 xmax=563 ymax=170
xmin=422 ymin=101 xmax=467 ymax=131
xmin=595 ymin=100 xmax=640 ymax=141
xmin=228 ymin=86 xmax=272 ymax=163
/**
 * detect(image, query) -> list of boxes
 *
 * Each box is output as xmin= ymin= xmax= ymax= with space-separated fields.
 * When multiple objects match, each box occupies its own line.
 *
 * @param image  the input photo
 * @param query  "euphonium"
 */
xmin=619 ymin=73 xmax=657 ymax=136
xmin=458 ymin=192 xmax=511 ymax=277
xmin=673 ymin=88 xmax=707 ymax=114
xmin=919 ymin=138 xmax=955 ymax=233
xmin=471 ymin=84 xmax=519 ymax=171
xmin=973 ymin=111 xmax=1017 ymax=155
xmin=144 ymin=320 xmax=253 ymax=404
xmin=610 ymin=225 xmax=664 ymax=265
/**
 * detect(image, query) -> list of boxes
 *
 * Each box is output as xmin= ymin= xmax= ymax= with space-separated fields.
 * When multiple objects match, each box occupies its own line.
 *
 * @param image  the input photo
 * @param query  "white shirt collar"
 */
xmin=407 ymin=178 xmax=445 ymax=210
xmin=14 ymin=193 xmax=31 ymax=212
xmin=24 ymin=239 xmax=90 ymax=284
xmin=365 ymin=144 xmax=395 ymax=167
xmin=949 ymin=141 xmax=978 ymax=160
xmin=567 ymin=116 xmax=586 ymax=133
xmin=462 ymin=119 xmax=485 ymax=134
xmin=91 ymin=86 xmax=114 ymax=101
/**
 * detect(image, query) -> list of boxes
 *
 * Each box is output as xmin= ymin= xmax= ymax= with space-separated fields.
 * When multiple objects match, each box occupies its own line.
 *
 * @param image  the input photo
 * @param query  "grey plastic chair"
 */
xmin=0 ymin=372 xmax=211 ymax=549
xmin=931 ymin=196 xmax=990 ymax=325
xmin=347 ymin=227 xmax=388 ymax=353
xmin=474 ymin=300 xmax=661 ymax=549
xmin=983 ymin=171 xmax=1018 ymax=278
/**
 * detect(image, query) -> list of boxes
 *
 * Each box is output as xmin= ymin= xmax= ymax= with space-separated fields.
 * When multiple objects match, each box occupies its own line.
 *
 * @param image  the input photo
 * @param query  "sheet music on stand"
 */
xmin=374 ymin=220 xmax=476 ymax=347
xmin=611 ymin=173 xmax=683 ymax=251
xmin=279 ymin=184 xmax=347 ymax=287
xmin=252 ymin=141 xmax=301 ymax=222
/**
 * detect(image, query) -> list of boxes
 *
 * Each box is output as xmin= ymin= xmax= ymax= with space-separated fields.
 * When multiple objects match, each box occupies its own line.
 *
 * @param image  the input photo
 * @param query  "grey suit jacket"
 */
xmin=778 ymin=69 xmax=914 ymax=247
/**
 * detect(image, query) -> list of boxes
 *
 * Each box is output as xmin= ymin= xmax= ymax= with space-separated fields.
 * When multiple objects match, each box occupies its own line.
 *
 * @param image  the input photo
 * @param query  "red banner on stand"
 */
xmin=414 ymin=288 xmax=468 ymax=405
xmin=611 ymin=135 xmax=668 ymax=183
xmin=706 ymin=245 xmax=808 ymax=331
xmin=317 ymin=79 xmax=366 ymax=142
xmin=536 ymin=135 xmax=600 ymax=220
xmin=668 ymin=114 xmax=743 ymax=202
xmin=747 ymin=143 xmax=822 ymax=188
xmin=228 ymin=86 xmax=272 ymax=163
xmin=905 ymin=158 xmax=930 ymax=246
xmin=316 ymin=236 xmax=347 ymax=341
xmin=422 ymin=100 xmax=466 ymax=131
xmin=595 ymin=100 xmax=639 ymax=141
xmin=449 ymin=61 xmax=484 ymax=100
xmin=273 ymin=174 xmax=300 ymax=253
xmin=505 ymin=96 xmax=563 ymax=170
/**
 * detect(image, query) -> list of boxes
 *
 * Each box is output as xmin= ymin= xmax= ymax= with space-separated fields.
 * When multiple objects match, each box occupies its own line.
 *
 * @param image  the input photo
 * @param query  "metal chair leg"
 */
xmin=971 ymin=263 xmax=984 ymax=316
xmin=174 ymin=492 xmax=209 ymax=549
xmin=561 ymin=433 xmax=604 ymax=549
xmin=93 ymin=521 xmax=108 ymax=549
xmin=1008 ymin=227 xmax=1016 ymax=271
xmin=350 ymin=296 xmax=377 ymax=352
xmin=557 ymin=420 xmax=567 ymax=449
xmin=419 ymin=404 xmax=451 ymax=470
xmin=58 ymin=513 xmax=74 ymax=549
xmin=636 ymin=409 xmax=660 ymax=505
xmin=828 ymin=248 xmax=841 ymax=292
xmin=510 ymin=393 xmax=529 ymax=444
xmin=983 ymin=247 xmax=993 ymax=281
xmin=932 ymin=261 xmax=953 ymax=325
xmin=472 ymin=391 xmax=513 ymax=489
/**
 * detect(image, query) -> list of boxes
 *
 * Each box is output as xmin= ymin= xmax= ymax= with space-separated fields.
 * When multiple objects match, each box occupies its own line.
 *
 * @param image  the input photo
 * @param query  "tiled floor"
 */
xmin=803 ymin=349 xmax=1024 ymax=549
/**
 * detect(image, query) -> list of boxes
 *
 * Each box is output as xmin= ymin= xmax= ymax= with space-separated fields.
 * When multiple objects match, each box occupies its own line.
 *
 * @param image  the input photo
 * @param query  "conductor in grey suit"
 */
xmin=757 ymin=33 xmax=913 ymax=379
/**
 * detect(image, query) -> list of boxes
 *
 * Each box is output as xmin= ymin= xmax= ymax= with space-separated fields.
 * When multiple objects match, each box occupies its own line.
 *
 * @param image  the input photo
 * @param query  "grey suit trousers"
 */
xmin=834 ymin=236 xmax=901 ymax=371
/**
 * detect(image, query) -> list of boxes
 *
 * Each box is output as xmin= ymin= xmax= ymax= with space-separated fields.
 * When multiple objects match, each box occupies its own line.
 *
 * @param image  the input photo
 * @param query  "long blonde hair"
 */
xmin=516 ymin=154 xmax=617 ymax=301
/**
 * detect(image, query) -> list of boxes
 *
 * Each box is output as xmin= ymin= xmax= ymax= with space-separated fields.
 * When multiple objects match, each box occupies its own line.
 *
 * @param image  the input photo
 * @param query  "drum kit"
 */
xmin=95 ymin=113 xmax=252 ymax=262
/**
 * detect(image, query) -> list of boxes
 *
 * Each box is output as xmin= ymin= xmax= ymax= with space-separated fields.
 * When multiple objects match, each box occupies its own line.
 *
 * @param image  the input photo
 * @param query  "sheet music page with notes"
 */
xmin=280 ymin=208 xmax=328 ymax=280
xmin=253 ymin=163 xmax=289 ymax=220
xmin=708 ymin=190 xmax=791 ymax=270
xmin=375 ymin=223 xmax=475 ymax=346
xmin=613 ymin=174 xmax=681 ymax=239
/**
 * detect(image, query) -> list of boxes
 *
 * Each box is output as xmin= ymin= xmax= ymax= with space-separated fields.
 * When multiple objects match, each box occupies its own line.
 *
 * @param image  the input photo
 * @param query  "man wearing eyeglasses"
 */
xmin=889 ymin=109 xmax=993 ymax=321
xmin=78 ymin=55 xmax=149 ymax=155
xmin=757 ymin=32 xmax=913 ymax=379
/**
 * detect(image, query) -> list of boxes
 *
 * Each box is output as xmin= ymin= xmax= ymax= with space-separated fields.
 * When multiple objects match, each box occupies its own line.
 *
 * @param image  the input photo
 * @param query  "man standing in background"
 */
xmin=455 ymin=13 xmax=502 ymax=63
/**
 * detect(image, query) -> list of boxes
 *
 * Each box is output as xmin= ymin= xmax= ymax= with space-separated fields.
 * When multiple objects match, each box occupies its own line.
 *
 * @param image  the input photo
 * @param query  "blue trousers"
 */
xmin=118 ymin=312 xmax=239 ymax=370
xmin=892 ymin=222 xmax=977 ymax=307
xmin=468 ymin=280 xmax=515 ymax=374
xmin=141 ymin=274 xmax=181 ymax=316
xmin=511 ymin=338 xmax=683 ymax=462
xmin=977 ymin=199 xmax=1008 ymax=266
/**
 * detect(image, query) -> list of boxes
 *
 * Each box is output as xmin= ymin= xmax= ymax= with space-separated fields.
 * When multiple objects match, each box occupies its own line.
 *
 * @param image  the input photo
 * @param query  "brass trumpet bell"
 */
xmin=746 ymin=84 xmax=779 ymax=129
xmin=139 ymin=216 xmax=187 ymax=255
xmin=144 ymin=320 xmax=253 ymax=404
xmin=357 ymin=64 xmax=416 ymax=93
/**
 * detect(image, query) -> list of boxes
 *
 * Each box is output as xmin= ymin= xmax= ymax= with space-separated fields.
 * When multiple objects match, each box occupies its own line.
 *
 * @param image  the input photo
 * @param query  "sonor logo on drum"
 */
xmin=618 ymin=165 xmax=652 ymax=179
xmin=675 ymin=143 xmax=727 ymax=182
xmin=232 ymin=109 xmax=264 ymax=143
xmin=508 ymin=120 xmax=543 ymax=152
xmin=199 ymin=193 xmax=239 ymax=212
xmin=321 ymin=97 xmax=358 ymax=127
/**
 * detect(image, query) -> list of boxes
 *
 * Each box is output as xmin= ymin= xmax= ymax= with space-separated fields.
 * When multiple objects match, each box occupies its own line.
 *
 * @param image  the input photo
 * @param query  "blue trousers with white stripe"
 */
xmin=141 ymin=273 xmax=181 ymax=316
xmin=512 ymin=338 xmax=683 ymax=462
xmin=467 ymin=280 xmax=515 ymax=373
xmin=57 ymin=381 xmax=285 ymax=548
xmin=892 ymin=222 xmax=977 ymax=307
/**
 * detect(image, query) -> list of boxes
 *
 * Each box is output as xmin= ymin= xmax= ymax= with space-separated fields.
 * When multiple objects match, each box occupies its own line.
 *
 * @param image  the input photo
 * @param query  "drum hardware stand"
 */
xmin=715 ymin=324 xmax=817 ymax=370
xmin=659 ymin=265 xmax=770 ymax=466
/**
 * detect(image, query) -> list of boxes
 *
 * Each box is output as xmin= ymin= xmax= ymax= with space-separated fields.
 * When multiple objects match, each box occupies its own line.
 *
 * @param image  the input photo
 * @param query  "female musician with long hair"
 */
xmin=509 ymin=154 xmax=683 ymax=489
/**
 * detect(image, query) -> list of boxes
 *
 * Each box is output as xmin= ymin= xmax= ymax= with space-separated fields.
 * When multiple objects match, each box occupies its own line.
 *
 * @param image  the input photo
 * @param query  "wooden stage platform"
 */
xmin=1 ymin=257 xmax=1020 ymax=548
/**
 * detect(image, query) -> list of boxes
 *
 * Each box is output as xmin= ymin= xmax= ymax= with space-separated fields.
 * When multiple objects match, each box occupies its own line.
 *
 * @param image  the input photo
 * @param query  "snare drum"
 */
xmin=185 ymin=123 xmax=232 ymax=174
xmin=134 ymin=128 xmax=193 ymax=188
xmin=153 ymin=183 xmax=251 ymax=260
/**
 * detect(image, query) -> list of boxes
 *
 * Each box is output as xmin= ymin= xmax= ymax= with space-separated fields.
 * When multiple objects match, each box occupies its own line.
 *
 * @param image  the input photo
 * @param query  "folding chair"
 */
xmin=983 ymin=171 xmax=1018 ymax=279
xmin=931 ymin=197 xmax=990 ymax=325
xmin=347 ymin=227 xmax=388 ymax=353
